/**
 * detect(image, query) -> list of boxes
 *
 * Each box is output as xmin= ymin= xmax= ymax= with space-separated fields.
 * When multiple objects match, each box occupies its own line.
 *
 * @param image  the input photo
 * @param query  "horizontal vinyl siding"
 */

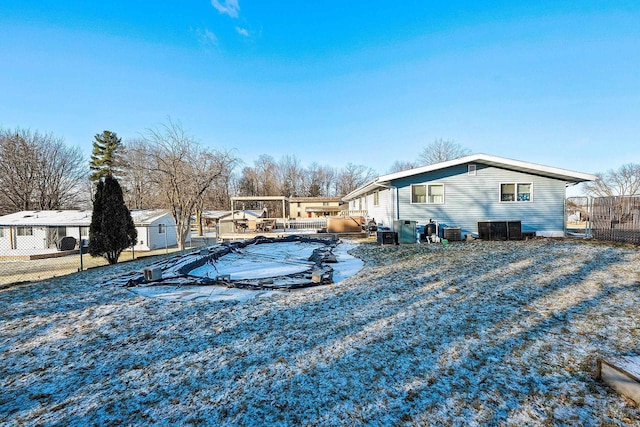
xmin=367 ymin=188 xmax=395 ymax=228
xmin=394 ymin=163 xmax=567 ymax=235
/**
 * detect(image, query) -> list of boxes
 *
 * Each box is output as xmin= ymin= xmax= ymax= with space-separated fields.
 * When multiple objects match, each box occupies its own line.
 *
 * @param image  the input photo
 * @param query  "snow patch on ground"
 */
xmin=331 ymin=240 xmax=363 ymax=283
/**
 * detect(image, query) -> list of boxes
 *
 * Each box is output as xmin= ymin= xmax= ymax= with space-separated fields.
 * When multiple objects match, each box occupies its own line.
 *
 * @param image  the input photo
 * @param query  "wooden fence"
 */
xmin=590 ymin=196 xmax=640 ymax=244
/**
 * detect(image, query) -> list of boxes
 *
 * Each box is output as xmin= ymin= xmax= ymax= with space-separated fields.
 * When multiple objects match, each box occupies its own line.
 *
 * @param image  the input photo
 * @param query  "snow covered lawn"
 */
xmin=1 ymin=238 xmax=639 ymax=425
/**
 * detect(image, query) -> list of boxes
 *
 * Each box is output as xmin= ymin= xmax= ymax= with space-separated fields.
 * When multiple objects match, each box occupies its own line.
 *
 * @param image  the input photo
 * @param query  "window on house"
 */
xmin=501 ymin=183 xmax=532 ymax=202
xmin=373 ymin=190 xmax=379 ymax=206
xmin=0 ymin=228 xmax=4 ymax=238
xmin=411 ymin=184 xmax=444 ymax=204
xmin=322 ymin=201 xmax=329 ymax=206
xmin=411 ymin=185 xmax=426 ymax=203
xmin=158 ymin=224 xmax=165 ymax=234
xmin=17 ymin=226 xmax=33 ymax=236
xmin=80 ymin=226 xmax=89 ymax=236
xmin=517 ymin=183 xmax=532 ymax=201
xmin=468 ymin=164 xmax=477 ymax=175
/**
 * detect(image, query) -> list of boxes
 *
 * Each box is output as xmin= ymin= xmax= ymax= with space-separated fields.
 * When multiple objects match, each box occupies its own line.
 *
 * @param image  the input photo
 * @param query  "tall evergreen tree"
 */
xmin=89 ymin=175 xmax=137 ymax=264
xmin=89 ymin=130 xmax=123 ymax=182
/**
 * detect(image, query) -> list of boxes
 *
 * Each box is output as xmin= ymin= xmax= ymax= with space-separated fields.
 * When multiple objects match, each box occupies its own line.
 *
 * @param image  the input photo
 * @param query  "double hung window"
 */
xmin=411 ymin=184 xmax=444 ymax=204
xmin=501 ymin=183 xmax=532 ymax=202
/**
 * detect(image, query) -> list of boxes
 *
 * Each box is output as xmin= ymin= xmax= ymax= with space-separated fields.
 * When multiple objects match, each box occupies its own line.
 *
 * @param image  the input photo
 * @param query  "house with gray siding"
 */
xmin=342 ymin=154 xmax=596 ymax=238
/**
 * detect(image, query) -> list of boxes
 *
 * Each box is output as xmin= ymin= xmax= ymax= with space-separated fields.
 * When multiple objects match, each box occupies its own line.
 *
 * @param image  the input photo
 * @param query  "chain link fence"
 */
xmin=0 ymin=225 xmax=214 ymax=286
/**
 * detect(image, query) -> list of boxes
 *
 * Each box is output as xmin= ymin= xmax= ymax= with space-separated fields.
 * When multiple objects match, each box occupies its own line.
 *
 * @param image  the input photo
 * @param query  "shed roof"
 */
xmin=129 ymin=209 xmax=172 ymax=225
xmin=0 ymin=210 xmax=92 ymax=227
xmin=343 ymin=153 xmax=597 ymax=201
xmin=219 ymin=210 xmax=265 ymax=221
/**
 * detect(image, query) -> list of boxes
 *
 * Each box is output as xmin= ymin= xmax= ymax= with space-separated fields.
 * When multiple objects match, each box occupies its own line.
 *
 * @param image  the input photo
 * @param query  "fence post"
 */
xmin=78 ymin=226 xmax=83 ymax=272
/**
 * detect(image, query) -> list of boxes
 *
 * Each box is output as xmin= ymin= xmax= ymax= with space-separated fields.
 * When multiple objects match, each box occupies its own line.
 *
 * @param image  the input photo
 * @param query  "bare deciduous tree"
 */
xmin=387 ymin=160 xmax=419 ymax=173
xmin=278 ymin=155 xmax=305 ymax=197
xmin=237 ymin=165 xmax=260 ymax=197
xmin=143 ymin=119 xmax=238 ymax=250
xmin=119 ymin=138 xmax=163 ymax=209
xmin=584 ymin=163 xmax=640 ymax=197
xmin=36 ymin=136 xmax=85 ymax=210
xmin=0 ymin=127 xmax=85 ymax=214
xmin=307 ymin=163 xmax=336 ymax=197
xmin=335 ymin=163 xmax=377 ymax=196
xmin=254 ymin=154 xmax=279 ymax=196
xmin=418 ymin=139 xmax=471 ymax=165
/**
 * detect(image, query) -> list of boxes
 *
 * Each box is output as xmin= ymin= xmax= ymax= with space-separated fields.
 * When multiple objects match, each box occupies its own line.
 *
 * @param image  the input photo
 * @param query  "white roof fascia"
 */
xmin=344 ymin=153 xmax=596 ymax=201
xmin=378 ymin=153 xmax=596 ymax=183
xmin=342 ymin=178 xmax=380 ymax=201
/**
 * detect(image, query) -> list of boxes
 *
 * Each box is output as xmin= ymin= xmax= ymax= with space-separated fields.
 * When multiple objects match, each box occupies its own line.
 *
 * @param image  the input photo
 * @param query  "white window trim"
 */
xmin=373 ymin=190 xmax=380 ymax=207
xmin=499 ymin=182 xmax=533 ymax=203
xmin=468 ymin=164 xmax=477 ymax=176
xmin=410 ymin=183 xmax=445 ymax=205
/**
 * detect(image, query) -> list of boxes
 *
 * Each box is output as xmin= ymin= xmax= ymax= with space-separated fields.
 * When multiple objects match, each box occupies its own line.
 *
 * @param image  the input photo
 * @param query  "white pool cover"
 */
xmin=189 ymin=241 xmax=320 ymax=280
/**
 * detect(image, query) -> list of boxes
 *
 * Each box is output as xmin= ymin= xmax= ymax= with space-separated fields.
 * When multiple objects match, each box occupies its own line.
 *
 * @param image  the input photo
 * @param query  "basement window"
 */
xmin=501 ymin=183 xmax=532 ymax=202
xmin=411 ymin=184 xmax=444 ymax=204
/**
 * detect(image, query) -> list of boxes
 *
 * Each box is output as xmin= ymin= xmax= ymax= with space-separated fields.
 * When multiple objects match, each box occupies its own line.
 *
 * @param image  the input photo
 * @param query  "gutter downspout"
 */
xmin=395 ymin=186 xmax=400 ymax=220
xmin=563 ymin=188 xmax=567 ymax=237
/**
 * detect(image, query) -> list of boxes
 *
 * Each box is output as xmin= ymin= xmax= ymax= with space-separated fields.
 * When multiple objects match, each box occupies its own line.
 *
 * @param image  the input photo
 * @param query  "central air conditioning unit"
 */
xmin=443 ymin=227 xmax=462 ymax=241
xmin=143 ymin=267 xmax=163 ymax=281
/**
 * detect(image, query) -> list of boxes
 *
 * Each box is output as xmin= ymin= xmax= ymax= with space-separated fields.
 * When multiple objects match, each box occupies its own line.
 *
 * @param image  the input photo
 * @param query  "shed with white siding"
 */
xmin=342 ymin=153 xmax=596 ymax=238
xmin=129 ymin=210 xmax=178 ymax=251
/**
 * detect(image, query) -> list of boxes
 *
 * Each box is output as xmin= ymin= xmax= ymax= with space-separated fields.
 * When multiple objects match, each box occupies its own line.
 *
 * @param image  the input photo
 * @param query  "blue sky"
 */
xmin=1 ymin=1 xmax=638 ymax=193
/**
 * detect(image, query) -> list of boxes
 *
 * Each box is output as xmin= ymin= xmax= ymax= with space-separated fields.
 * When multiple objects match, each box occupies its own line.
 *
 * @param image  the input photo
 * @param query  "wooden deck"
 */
xmin=597 ymin=355 xmax=640 ymax=405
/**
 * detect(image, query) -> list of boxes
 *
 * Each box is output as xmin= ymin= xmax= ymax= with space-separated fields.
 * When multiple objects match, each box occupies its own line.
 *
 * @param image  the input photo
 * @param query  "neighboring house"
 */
xmin=0 ymin=209 xmax=177 ymax=252
xmin=0 ymin=210 xmax=92 ymax=251
xmin=288 ymin=197 xmax=345 ymax=218
xmin=200 ymin=210 xmax=232 ymax=229
xmin=217 ymin=210 xmax=266 ymax=234
xmin=342 ymin=153 xmax=596 ymax=237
